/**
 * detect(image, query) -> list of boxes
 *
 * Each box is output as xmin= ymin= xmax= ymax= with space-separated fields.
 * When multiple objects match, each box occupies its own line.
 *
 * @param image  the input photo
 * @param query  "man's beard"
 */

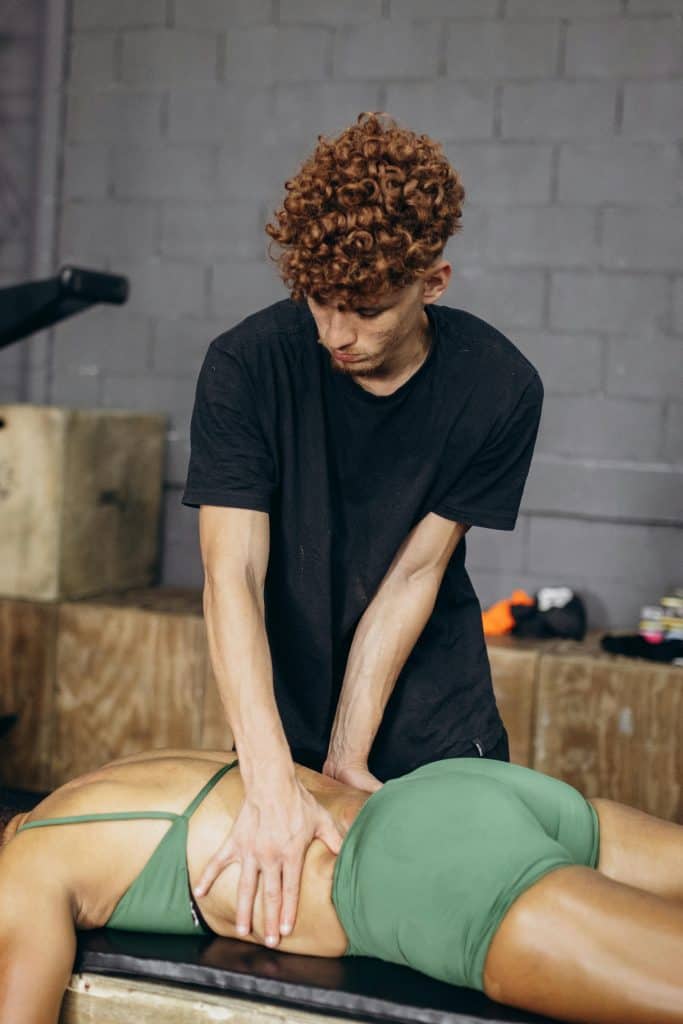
xmin=330 ymin=356 xmax=383 ymax=379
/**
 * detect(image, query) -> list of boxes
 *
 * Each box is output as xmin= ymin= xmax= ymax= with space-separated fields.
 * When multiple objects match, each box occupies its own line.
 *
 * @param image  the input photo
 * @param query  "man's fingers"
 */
xmin=280 ymin=856 xmax=303 ymax=936
xmin=195 ymin=842 xmax=235 ymax=898
xmin=235 ymin=856 xmax=259 ymax=937
xmin=196 ymin=786 xmax=340 ymax=948
xmin=317 ymin=814 xmax=343 ymax=855
xmin=261 ymin=862 xmax=283 ymax=947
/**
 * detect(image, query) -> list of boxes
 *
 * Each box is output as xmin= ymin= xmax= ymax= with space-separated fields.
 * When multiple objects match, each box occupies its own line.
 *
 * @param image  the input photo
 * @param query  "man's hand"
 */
xmin=322 ymin=758 xmax=383 ymax=793
xmin=193 ymin=776 xmax=343 ymax=947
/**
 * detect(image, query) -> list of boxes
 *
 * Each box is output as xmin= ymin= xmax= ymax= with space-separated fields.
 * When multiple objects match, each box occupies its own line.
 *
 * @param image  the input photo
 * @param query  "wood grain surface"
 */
xmin=60 ymin=973 xmax=368 ymax=1024
xmin=200 ymin=653 xmax=235 ymax=752
xmin=0 ymin=598 xmax=57 ymax=789
xmin=488 ymin=644 xmax=539 ymax=767
xmin=0 ymin=405 xmax=64 ymax=600
xmin=51 ymin=601 xmax=207 ymax=784
xmin=534 ymin=649 xmax=683 ymax=822
xmin=0 ymin=405 xmax=164 ymax=601
xmin=60 ymin=410 xmax=165 ymax=598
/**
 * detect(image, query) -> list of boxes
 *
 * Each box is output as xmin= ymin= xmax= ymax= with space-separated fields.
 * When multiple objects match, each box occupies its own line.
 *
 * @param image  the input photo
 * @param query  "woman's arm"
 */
xmin=0 ymin=845 xmax=76 ymax=1024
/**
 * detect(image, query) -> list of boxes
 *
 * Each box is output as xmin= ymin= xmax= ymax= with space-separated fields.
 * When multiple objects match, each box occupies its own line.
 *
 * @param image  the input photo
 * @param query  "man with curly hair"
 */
xmin=183 ymin=114 xmax=543 ymax=952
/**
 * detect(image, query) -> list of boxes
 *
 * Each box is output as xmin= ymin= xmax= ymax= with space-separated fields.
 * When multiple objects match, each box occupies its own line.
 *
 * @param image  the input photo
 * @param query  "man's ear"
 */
xmin=422 ymin=260 xmax=452 ymax=304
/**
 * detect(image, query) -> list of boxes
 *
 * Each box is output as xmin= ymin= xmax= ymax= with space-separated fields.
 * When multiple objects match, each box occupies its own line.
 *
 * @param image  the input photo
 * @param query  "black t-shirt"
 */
xmin=183 ymin=299 xmax=543 ymax=780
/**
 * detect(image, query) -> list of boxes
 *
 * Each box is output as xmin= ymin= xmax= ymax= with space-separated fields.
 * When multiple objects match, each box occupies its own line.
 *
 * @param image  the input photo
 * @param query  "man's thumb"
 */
xmin=318 ymin=816 xmax=343 ymax=855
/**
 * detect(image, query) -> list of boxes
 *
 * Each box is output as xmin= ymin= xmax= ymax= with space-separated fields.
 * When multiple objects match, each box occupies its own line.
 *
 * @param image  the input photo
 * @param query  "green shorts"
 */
xmin=332 ymin=758 xmax=599 ymax=991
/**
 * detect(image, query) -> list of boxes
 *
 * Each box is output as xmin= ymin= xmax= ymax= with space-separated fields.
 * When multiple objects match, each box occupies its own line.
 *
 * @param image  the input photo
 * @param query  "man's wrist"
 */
xmin=237 ymin=742 xmax=297 ymax=792
xmin=326 ymin=734 xmax=371 ymax=773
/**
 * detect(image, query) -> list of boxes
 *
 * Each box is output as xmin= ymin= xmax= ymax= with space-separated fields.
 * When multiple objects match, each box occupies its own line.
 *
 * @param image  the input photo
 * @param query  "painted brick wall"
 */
xmin=47 ymin=0 xmax=682 ymax=628
xmin=0 ymin=0 xmax=45 ymax=400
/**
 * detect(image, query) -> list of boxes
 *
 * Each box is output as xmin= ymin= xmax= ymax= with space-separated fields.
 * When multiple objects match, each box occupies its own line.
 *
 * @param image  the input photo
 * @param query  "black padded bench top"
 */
xmin=76 ymin=930 xmax=563 ymax=1024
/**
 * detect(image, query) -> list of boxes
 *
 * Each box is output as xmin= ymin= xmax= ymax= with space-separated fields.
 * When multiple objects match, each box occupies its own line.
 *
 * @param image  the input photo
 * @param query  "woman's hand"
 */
xmin=193 ymin=775 xmax=343 ymax=948
xmin=322 ymin=759 xmax=384 ymax=793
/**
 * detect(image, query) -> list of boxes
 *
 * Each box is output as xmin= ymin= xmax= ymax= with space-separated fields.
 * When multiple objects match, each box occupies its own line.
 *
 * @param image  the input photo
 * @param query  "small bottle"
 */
xmin=639 ymin=605 xmax=665 ymax=644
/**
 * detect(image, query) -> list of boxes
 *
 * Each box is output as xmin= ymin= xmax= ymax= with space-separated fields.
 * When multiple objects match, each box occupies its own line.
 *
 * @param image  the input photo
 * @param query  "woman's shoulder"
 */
xmin=0 ymin=805 xmax=77 ymax=917
xmin=13 ymin=750 xmax=235 ymax=829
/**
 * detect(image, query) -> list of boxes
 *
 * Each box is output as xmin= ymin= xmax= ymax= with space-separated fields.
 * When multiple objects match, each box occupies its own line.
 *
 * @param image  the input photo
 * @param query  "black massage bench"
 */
xmin=72 ymin=929 xmax=564 ymax=1024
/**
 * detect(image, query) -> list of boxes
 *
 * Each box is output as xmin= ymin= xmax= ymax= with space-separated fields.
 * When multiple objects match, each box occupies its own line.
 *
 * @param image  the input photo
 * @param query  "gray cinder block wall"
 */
xmin=13 ymin=0 xmax=683 ymax=628
xmin=0 ymin=0 xmax=44 ymax=400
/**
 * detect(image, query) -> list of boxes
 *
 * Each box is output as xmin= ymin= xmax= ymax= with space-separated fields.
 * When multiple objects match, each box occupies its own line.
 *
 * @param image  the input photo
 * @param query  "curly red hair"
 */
xmin=266 ymin=112 xmax=464 ymax=306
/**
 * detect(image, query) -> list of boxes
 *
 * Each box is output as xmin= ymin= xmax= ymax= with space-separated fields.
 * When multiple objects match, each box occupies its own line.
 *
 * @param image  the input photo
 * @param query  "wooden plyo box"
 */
xmin=0 ymin=589 xmax=233 ymax=790
xmin=533 ymin=637 xmax=683 ymax=823
xmin=0 ymin=404 xmax=165 ymax=601
xmin=487 ymin=637 xmax=540 ymax=768
xmin=50 ymin=589 xmax=233 ymax=787
xmin=0 ymin=597 xmax=57 ymax=790
xmin=61 ymin=974 xmax=367 ymax=1024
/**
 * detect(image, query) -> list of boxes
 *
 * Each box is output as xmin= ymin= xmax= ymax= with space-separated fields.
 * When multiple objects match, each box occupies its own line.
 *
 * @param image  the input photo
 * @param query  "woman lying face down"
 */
xmin=0 ymin=748 xmax=682 ymax=1024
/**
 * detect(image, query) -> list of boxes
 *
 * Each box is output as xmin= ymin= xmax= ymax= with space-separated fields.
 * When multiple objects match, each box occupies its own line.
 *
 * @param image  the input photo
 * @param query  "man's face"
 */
xmin=307 ymin=280 xmax=427 ymax=380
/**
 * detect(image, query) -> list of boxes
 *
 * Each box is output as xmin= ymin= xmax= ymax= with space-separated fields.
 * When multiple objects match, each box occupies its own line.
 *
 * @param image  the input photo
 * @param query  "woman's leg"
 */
xmin=591 ymin=798 xmax=683 ymax=902
xmin=483 ymin=865 xmax=683 ymax=1024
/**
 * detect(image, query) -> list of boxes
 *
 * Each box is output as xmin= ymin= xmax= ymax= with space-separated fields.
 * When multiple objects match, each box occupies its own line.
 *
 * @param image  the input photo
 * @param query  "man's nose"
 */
xmin=323 ymin=311 xmax=356 ymax=350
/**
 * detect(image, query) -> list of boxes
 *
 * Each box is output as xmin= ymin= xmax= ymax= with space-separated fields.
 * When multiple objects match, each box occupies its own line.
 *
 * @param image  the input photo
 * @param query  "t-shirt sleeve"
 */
xmin=432 ymin=371 xmax=543 ymax=531
xmin=182 ymin=340 xmax=278 ymax=511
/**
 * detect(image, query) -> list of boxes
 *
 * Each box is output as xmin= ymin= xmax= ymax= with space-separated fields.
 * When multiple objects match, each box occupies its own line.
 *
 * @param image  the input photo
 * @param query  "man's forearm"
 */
xmin=326 ymin=568 xmax=442 ymax=767
xmin=327 ymin=515 xmax=469 ymax=770
xmin=203 ymin=579 xmax=295 ymax=791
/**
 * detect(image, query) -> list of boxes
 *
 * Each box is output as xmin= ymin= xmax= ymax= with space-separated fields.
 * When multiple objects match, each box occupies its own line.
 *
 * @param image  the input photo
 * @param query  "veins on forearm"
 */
xmin=329 ymin=571 xmax=441 ymax=761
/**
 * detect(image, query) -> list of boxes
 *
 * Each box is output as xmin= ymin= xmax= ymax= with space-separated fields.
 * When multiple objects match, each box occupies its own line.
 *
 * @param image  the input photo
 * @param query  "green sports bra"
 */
xmin=17 ymin=759 xmax=239 ymax=935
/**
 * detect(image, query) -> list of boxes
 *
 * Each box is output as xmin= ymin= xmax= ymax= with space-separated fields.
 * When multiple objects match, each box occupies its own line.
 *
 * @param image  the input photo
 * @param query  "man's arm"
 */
xmin=200 ymin=505 xmax=291 ymax=787
xmin=195 ymin=506 xmax=342 ymax=946
xmin=324 ymin=513 xmax=469 ymax=786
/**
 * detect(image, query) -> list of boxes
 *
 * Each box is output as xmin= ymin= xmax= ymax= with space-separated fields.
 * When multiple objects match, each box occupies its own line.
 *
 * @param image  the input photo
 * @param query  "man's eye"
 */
xmin=356 ymin=309 xmax=382 ymax=319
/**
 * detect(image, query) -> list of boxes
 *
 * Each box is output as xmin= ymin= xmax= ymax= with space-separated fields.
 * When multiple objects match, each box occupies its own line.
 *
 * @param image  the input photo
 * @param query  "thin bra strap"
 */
xmin=18 ymin=810 xmax=178 ymax=832
xmin=181 ymin=759 xmax=239 ymax=819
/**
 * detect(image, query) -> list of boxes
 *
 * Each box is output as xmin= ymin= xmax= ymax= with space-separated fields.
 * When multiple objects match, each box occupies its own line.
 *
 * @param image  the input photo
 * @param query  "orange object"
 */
xmin=482 ymin=589 xmax=535 ymax=637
